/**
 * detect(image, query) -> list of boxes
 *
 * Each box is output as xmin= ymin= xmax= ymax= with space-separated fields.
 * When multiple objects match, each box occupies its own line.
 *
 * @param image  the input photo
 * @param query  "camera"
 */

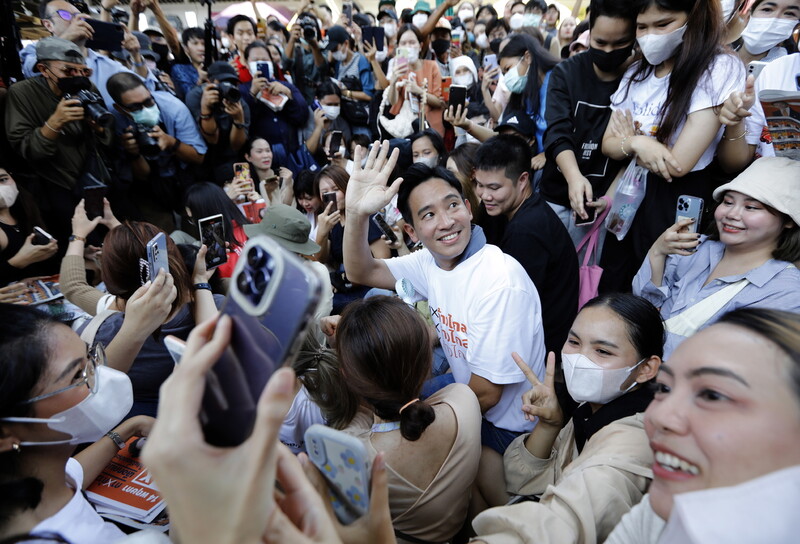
xmin=130 ymin=123 xmax=161 ymax=160
xmin=298 ymin=16 xmax=318 ymax=41
xmin=235 ymin=245 xmax=276 ymax=306
xmin=215 ymin=81 xmax=241 ymax=103
xmin=65 ymin=89 xmax=112 ymax=125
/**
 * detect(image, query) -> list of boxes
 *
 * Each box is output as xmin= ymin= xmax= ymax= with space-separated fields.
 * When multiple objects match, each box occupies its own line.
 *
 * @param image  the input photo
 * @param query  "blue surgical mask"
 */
xmin=131 ymin=104 xmax=160 ymax=127
xmin=502 ymin=60 xmax=528 ymax=94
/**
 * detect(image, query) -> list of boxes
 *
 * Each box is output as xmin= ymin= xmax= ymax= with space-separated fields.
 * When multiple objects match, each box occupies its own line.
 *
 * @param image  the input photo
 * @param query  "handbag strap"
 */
xmin=79 ymin=309 xmax=118 ymax=347
xmin=575 ymin=196 xmax=612 ymax=262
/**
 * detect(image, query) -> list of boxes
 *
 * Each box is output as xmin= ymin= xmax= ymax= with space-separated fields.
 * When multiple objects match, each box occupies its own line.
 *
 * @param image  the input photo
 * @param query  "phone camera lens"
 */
xmin=247 ymin=246 xmax=266 ymax=268
xmin=236 ymin=272 xmax=252 ymax=296
xmin=253 ymin=269 xmax=269 ymax=297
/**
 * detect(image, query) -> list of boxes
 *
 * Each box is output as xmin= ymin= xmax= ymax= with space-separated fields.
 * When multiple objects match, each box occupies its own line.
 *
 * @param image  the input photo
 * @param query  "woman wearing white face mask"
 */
xmin=306 ymin=80 xmax=353 ymax=161
xmin=470 ymin=293 xmax=663 ymax=543
xmin=737 ymin=0 xmax=800 ymax=64
xmin=410 ymin=128 xmax=447 ymax=168
xmin=0 ymin=167 xmax=58 ymax=287
xmin=0 ymin=304 xmax=154 ymax=543
xmin=599 ymin=0 xmax=745 ymax=293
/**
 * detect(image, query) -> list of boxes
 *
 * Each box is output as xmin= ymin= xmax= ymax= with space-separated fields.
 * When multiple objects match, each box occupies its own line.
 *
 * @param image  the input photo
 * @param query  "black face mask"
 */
xmin=589 ymin=43 xmax=633 ymax=73
xmin=431 ymin=39 xmax=450 ymax=55
xmin=56 ymin=75 xmax=92 ymax=95
xmin=489 ymin=37 xmax=503 ymax=55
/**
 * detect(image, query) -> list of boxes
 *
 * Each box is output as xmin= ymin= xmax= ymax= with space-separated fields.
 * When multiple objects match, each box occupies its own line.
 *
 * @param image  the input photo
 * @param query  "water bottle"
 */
xmin=605 ymin=160 xmax=648 ymax=241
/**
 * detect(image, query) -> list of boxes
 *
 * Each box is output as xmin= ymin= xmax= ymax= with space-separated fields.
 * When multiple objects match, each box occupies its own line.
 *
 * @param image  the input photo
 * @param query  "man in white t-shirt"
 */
xmin=343 ymin=141 xmax=546 ymax=453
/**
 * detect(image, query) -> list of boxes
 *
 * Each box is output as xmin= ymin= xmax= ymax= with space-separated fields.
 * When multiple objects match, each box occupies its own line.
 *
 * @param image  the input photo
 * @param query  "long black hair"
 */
xmin=498 ymin=33 xmax=559 ymax=117
xmin=184 ymin=182 xmax=250 ymax=249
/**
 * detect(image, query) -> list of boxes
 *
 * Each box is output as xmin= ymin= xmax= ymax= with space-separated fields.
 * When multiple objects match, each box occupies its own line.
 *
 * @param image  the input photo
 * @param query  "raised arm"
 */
xmin=343 ymin=141 xmax=403 ymax=290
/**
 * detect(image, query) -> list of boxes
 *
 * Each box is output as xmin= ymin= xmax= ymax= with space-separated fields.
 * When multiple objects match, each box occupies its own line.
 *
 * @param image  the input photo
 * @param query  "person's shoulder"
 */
xmin=8 ymin=76 xmax=42 ymax=95
xmin=708 ymin=51 xmax=745 ymax=78
xmin=435 ymin=382 xmax=481 ymax=411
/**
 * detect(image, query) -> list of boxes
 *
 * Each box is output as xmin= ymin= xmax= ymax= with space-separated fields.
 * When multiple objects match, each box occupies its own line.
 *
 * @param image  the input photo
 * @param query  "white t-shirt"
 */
xmin=745 ymin=52 xmax=799 ymax=157
xmin=31 ymin=458 xmax=126 ymax=544
xmin=279 ymin=385 xmax=326 ymax=454
xmin=611 ymin=54 xmax=745 ymax=172
xmin=305 ymin=210 xmax=319 ymax=242
xmin=384 ymin=244 xmax=546 ymax=432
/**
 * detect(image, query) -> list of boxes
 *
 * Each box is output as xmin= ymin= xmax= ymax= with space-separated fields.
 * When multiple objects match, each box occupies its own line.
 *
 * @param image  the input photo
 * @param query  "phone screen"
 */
xmin=483 ymin=54 xmax=499 ymax=77
xmin=328 ymin=131 xmax=343 ymax=156
xmin=86 ymin=19 xmax=125 ymax=51
xmin=84 ymin=186 xmax=107 ymax=220
xmin=371 ymin=27 xmax=385 ymax=51
xmin=201 ymin=237 xmax=322 ymax=447
xmin=32 ymin=227 xmax=53 ymax=246
xmin=322 ymin=191 xmax=338 ymax=208
xmin=198 ymin=214 xmax=228 ymax=270
xmin=146 ymin=232 xmax=169 ymax=278
xmin=449 ymin=85 xmax=467 ymax=111
xmin=574 ymin=201 xmax=597 ymax=227
xmin=372 ymin=214 xmax=398 ymax=244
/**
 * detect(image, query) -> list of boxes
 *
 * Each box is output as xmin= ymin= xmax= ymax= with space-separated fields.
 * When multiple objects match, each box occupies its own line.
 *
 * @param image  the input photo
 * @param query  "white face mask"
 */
xmin=2 ymin=366 xmax=134 ymax=446
xmin=475 ymin=33 xmax=489 ymax=49
xmin=453 ymin=73 xmax=474 ymax=87
xmin=412 ymin=13 xmax=429 ymax=29
xmin=0 ymin=183 xmax=19 ymax=208
xmin=332 ymin=49 xmax=347 ymax=61
xmin=509 ymin=12 xmax=525 ymax=30
xmin=522 ymin=13 xmax=542 ymax=28
xmin=637 ymin=23 xmax=687 ymax=66
xmin=401 ymin=46 xmax=420 ymax=62
xmin=562 ymin=352 xmax=645 ymax=405
xmin=321 ymin=105 xmax=340 ymax=120
xmin=720 ymin=0 xmax=737 ymax=22
xmin=458 ymin=8 xmax=474 ymax=22
xmin=414 ymin=155 xmax=439 ymax=168
xmin=741 ymin=17 xmax=798 ymax=55
xmin=383 ymin=22 xmax=397 ymax=38
xmin=375 ymin=48 xmax=388 ymax=62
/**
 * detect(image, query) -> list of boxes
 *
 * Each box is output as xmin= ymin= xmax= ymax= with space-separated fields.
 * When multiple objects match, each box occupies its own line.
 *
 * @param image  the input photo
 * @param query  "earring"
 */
xmin=11 ymin=442 xmax=21 ymax=453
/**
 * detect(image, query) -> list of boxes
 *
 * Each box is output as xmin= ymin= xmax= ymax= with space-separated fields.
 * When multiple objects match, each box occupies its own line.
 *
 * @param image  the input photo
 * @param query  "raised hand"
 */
xmin=513 ymin=351 xmax=563 ymax=428
xmin=719 ymin=75 xmax=755 ymax=126
xmin=346 ymin=141 xmax=403 ymax=217
xmin=650 ymin=218 xmax=702 ymax=257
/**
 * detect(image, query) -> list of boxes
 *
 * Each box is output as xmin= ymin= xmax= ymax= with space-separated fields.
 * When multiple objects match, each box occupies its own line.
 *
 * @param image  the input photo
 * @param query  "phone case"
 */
xmin=201 ymin=236 xmax=323 ymax=447
xmin=146 ymin=233 xmax=169 ymax=279
xmin=163 ymin=336 xmax=186 ymax=365
xmin=675 ymin=195 xmax=704 ymax=234
xmin=198 ymin=214 xmax=228 ymax=270
xmin=305 ymin=424 xmax=370 ymax=524
xmin=372 ymin=213 xmax=398 ymax=243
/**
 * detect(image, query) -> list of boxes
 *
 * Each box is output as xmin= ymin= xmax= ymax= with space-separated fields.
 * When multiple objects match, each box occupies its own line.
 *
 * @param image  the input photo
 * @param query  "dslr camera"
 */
xmin=298 ymin=15 xmax=318 ymax=41
xmin=215 ymin=81 xmax=241 ymax=103
xmin=130 ymin=123 xmax=161 ymax=160
xmin=64 ymin=89 xmax=113 ymax=125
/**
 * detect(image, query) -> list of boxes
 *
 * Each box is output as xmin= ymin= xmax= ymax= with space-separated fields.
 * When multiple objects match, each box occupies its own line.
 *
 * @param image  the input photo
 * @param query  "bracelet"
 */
xmin=44 ymin=120 xmax=63 ymax=134
xmin=199 ymin=113 xmax=214 ymax=120
xmin=132 ymin=61 xmax=145 ymax=68
xmin=106 ymin=430 xmax=127 ymax=450
xmin=233 ymin=122 xmax=247 ymax=129
xmin=724 ymin=128 xmax=749 ymax=141
xmin=69 ymin=234 xmax=87 ymax=243
xmin=192 ymin=282 xmax=212 ymax=291
xmin=620 ymin=136 xmax=632 ymax=158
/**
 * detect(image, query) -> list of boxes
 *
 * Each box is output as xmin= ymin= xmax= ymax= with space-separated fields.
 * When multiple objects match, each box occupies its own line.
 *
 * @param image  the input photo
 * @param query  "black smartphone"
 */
xmin=372 ymin=213 xmax=398 ymax=244
xmin=32 ymin=226 xmax=54 ymax=246
xmin=574 ymin=199 xmax=597 ymax=227
xmin=86 ymin=19 xmax=125 ymax=52
xmin=198 ymin=213 xmax=228 ymax=270
xmin=322 ymin=191 xmax=338 ymax=208
xmin=362 ymin=26 xmax=385 ymax=51
xmin=201 ymin=236 xmax=322 ymax=447
xmin=449 ymin=85 xmax=467 ymax=111
xmin=257 ymin=61 xmax=273 ymax=80
xmin=83 ymin=185 xmax=107 ymax=220
xmin=328 ymin=130 xmax=343 ymax=156
xmin=343 ymin=2 xmax=353 ymax=23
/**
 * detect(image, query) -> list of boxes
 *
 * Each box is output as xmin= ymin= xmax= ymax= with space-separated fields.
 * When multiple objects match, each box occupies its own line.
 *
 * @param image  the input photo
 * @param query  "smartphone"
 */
xmin=248 ymin=60 xmax=273 ymax=79
xmin=483 ymin=53 xmax=499 ymax=76
xmin=163 ymin=335 xmax=186 ymax=365
xmin=322 ymin=191 xmax=338 ymax=209
xmin=362 ymin=26 xmax=385 ymax=51
xmin=747 ymin=60 xmax=768 ymax=81
xmin=372 ymin=213 xmax=398 ymax=244
xmin=449 ymin=84 xmax=467 ymax=111
xmin=675 ymin=195 xmax=704 ymax=234
xmin=305 ymin=424 xmax=370 ymax=524
xmin=452 ymin=28 xmax=463 ymax=49
xmin=328 ymin=130 xmax=343 ymax=156
xmin=85 ymin=19 xmax=125 ymax=52
xmin=146 ymin=232 xmax=169 ymax=279
xmin=32 ymin=226 xmax=54 ymax=246
xmin=233 ymin=162 xmax=253 ymax=192
xmin=198 ymin=214 xmax=228 ymax=270
xmin=343 ymin=2 xmax=353 ymax=23
xmin=574 ymin=200 xmax=597 ymax=227
xmin=201 ymin=236 xmax=323 ymax=447
xmin=83 ymin=185 xmax=107 ymax=220
xmin=395 ymin=47 xmax=411 ymax=71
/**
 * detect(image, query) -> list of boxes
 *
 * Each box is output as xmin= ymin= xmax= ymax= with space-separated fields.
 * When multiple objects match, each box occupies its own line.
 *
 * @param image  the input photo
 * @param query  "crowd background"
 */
xmin=1 ymin=0 xmax=800 ymax=543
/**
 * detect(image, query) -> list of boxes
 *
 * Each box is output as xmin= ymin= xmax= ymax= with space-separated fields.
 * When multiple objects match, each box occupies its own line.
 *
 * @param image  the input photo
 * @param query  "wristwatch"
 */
xmin=69 ymin=234 xmax=87 ymax=243
xmin=192 ymin=283 xmax=212 ymax=291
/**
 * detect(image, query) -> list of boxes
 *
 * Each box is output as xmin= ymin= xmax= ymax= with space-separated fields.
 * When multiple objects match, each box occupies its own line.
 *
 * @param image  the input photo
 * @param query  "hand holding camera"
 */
xmin=148 ymin=125 xmax=176 ymax=152
xmin=49 ymin=97 xmax=85 ymax=131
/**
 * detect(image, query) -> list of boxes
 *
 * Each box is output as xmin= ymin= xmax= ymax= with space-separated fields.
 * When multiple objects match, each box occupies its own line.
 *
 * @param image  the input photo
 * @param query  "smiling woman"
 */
xmin=605 ymin=307 xmax=800 ymax=543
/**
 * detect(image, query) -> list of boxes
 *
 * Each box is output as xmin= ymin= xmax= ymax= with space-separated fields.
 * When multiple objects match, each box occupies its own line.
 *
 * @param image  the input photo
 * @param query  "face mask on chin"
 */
xmin=1 ymin=366 xmax=134 ymax=446
xmin=562 ymin=352 xmax=646 ymax=405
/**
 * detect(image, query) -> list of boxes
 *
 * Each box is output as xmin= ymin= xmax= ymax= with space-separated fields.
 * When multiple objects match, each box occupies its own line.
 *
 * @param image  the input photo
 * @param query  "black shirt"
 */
xmin=539 ymin=52 xmax=625 ymax=208
xmin=480 ymin=193 xmax=579 ymax=355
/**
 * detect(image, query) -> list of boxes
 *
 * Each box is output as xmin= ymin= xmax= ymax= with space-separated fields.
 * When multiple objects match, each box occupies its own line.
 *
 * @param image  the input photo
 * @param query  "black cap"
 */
xmin=495 ymin=110 xmax=535 ymax=139
xmin=353 ymin=13 xmax=371 ymax=27
xmin=324 ymin=25 xmax=351 ymax=51
xmin=208 ymin=61 xmax=239 ymax=83
xmin=378 ymin=10 xmax=398 ymax=21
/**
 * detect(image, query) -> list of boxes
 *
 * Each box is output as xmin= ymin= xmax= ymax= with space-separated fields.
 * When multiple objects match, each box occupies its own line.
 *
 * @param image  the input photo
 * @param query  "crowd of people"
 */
xmin=1 ymin=0 xmax=800 ymax=542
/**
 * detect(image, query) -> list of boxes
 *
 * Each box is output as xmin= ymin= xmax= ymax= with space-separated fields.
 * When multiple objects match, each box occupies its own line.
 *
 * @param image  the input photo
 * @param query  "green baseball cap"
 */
xmin=244 ymin=204 xmax=320 ymax=256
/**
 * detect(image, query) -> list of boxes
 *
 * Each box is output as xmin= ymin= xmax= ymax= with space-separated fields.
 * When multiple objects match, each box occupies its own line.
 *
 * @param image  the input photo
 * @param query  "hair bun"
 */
xmin=399 ymin=399 xmax=436 ymax=441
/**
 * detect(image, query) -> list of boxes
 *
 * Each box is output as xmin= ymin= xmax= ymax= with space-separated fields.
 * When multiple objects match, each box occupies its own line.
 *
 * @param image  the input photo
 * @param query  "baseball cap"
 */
xmin=243 ymin=204 xmax=321 ymax=255
xmin=495 ymin=110 xmax=535 ymax=139
xmin=133 ymin=31 xmax=160 ymax=62
xmin=34 ymin=37 xmax=85 ymax=71
xmin=324 ymin=25 xmax=351 ymax=51
xmin=378 ymin=10 xmax=398 ymax=21
xmin=570 ymin=30 xmax=590 ymax=53
xmin=712 ymin=157 xmax=800 ymax=225
xmin=207 ymin=61 xmax=239 ymax=83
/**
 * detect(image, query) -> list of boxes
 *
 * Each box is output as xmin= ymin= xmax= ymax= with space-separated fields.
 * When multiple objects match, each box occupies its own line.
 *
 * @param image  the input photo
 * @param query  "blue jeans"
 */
xmin=481 ymin=418 xmax=522 ymax=454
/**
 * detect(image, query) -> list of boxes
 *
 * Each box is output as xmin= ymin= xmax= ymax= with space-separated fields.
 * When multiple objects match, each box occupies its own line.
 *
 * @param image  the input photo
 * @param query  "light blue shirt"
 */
xmin=633 ymin=237 xmax=800 ymax=359
xmin=21 ymin=44 xmax=156 ymax=109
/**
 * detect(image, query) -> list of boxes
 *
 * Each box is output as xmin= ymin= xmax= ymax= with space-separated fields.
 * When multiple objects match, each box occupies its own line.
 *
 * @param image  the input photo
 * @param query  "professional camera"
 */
xmin=298 ymin=15 xmax=318 ymax=41
xmin=65 ymin=89 xmax=113 ymax=125
xmin=216 ymin=81 xmax=241 ymax=103
xmin=131 ymin=123 xmax=161 ymax=160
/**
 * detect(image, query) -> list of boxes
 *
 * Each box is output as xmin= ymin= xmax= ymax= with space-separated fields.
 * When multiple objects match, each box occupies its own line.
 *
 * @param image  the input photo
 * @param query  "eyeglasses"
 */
xmin=46 ymin=65 xmax=91 ymax=77
xmin=21 ymin=343 xmax=105 ymax=405
xmin=49 ymin=9 xmax=78 ymax=21
xmin=124 ymin=97 xmax=156 ymax=112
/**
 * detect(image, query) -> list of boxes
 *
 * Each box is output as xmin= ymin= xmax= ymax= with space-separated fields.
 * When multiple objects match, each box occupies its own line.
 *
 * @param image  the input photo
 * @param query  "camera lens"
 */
xmin=253 ymin=269 xmax=269 ymax=298
xmin=247 ymin=246 xmax=266 ymax=269
xmin=236 ymin=272 xmax=251 ymax=296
